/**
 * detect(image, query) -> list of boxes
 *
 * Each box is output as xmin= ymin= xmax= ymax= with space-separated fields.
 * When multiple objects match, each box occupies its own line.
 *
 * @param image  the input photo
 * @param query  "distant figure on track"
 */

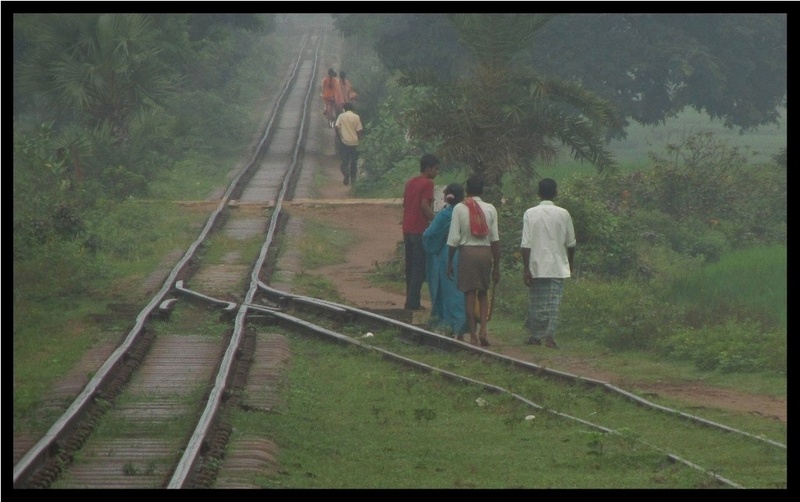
xmin=321 ymin=68 xmax=342 ymax=127
xmin=338 ymin=71 xmax=357 ymax=104
xmin=334 ymin=102 xmax=363 ymax=186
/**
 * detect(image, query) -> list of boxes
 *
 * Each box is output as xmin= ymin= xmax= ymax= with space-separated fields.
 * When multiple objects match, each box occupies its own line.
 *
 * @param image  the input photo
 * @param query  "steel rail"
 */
xmin=255 ymin=281 xmax=786 ymax=451
xmin=241 ymin=303 xmax=746 ymax=489
xmin=167 ymin=29 xmax=323 ymax=488
xmin=13 ymin=30 xmax=319 ymax=489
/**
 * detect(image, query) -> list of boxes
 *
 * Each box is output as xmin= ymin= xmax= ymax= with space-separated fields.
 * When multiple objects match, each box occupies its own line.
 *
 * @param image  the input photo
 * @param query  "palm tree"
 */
xmin=399 ymin=14 xmax=622 ymax=198
xmin=15 ymin=14 xmax=179 ymax=144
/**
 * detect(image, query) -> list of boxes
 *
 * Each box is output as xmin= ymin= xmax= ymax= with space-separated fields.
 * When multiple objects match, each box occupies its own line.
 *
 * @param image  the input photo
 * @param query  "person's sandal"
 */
xmin=479 ymin=337 xmax=490 ymax=347
xmin=544 ymin=337 xmax=559 ymax=349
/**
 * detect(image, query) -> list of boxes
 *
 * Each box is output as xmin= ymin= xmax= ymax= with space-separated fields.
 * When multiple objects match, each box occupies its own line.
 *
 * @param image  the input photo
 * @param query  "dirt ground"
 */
xmin=285 ymin=144 xmax=786 ymax=424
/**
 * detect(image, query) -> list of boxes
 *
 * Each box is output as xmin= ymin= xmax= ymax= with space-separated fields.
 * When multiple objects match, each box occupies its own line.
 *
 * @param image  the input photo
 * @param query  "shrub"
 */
xmin=557 ymin=175 xmax=639 ymax=279
xmin=13 ymin=238 xmax=107 ymax=302
xmin=560 ymin=279 xmax=678 ymax=350
xmin=656 ymin=320 xmax=786 ymax=374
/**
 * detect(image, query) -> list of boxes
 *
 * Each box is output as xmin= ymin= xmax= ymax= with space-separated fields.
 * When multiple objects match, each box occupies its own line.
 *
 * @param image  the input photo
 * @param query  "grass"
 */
xmin=199 ymin=227 xmax=268 ymax=268
xmin=293 ymin=219 xmax=354 ymax=269
xmin=669 ymin=244 xmax=787 ymax=330
xmin=13 ymin=29 xmax=786 ymax=488
xmin=256 ymin=204 xmax=785 ymax=487
xmin=12 ymin=201 xmax=210 ymax=422
xmin=610 ymin=107 xmax=787 ymax=165
xmin=226 ymin=334 xmax=783 ymax=488
xmin=12 ymin=31 xmax=285 ymax=437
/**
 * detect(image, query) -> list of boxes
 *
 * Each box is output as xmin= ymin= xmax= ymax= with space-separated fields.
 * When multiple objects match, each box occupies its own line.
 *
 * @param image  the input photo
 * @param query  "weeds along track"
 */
xmin=13 ymin=27 xmax=324 ymax=489
xmin=14 ymin=28 xmax=786 ymax=489
xmin=246 ymin=286 xmax=787 ymax=489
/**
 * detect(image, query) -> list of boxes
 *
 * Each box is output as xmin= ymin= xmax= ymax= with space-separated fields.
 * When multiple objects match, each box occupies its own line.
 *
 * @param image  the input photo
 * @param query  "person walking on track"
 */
xmin=321 ymin=68 xmax=342 ymax=127
xmin=334 ymin=102 xmax=363 ymax=186
xmin=338 ymin=71 xmax=357 ymax=104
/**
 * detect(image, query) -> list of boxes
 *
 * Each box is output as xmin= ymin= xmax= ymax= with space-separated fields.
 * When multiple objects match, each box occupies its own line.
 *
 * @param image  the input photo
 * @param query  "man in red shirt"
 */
xmin=402 ymin=153 xmax=440 ymax=310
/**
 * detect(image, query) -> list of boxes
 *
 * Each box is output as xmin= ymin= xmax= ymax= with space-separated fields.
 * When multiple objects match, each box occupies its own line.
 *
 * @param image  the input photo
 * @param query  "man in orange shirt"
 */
xmin=321 ymin=68 xmax=342 ymax=127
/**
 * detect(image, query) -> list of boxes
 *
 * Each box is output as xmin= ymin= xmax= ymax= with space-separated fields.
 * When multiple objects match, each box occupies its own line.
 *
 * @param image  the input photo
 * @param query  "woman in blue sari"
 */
xmin=423 ymin=183 xmax=467 ymax=338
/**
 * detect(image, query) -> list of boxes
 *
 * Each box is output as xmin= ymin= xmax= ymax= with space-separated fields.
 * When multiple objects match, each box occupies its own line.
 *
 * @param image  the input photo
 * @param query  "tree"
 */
xmin=14 ymin=14 xmax=181 ymax=144
xmin=334 ymin=13 xmax=786 ymax=134
xmin=527 ymin=14 xmax=787 ymax=132
xmin=337 ymin=14 xmax=622 ymax=197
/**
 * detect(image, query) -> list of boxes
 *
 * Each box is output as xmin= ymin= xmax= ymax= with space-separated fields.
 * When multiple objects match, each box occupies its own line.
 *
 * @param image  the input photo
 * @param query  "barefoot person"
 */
xmin=447 ymin=174 xmax=500 ymax=346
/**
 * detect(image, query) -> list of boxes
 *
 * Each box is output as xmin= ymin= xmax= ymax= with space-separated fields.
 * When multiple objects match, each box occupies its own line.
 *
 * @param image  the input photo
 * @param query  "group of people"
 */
xmin=321 ymin=67 xmax=357 ymax=128
xmin=321 ymin=68 xmax=363 ymax=187
xmin=403 ymin=154 xmax=576 ymax=349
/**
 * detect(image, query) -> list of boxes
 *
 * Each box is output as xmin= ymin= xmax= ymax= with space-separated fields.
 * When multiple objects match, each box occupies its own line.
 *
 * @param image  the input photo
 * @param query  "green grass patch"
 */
xmin=669 ymin=244 xmax=786 ymax=330
xmin=289 ymin=272 xmax=344 ymax=301
xmin=611 ymin=107 xmax=786 ymax=165
xmin=227 ymin=333 xmax=779 ymax=488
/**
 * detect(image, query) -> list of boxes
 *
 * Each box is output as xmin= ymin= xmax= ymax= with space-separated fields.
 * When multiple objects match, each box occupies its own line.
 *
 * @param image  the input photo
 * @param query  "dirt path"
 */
xmin=285 ymin=156 xmax=786 ymax=424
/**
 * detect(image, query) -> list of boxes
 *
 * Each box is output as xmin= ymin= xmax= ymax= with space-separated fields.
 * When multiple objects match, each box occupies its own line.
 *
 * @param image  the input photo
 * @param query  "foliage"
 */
xmin=529 ymin=14 xmax=787 ymax=132
xmin=397 ymin=14 xmax=620 ymax=198
xmin=334 ymin=14 xmax=787 ymax=133
xmin=619 ymin=131 xmax=786 ymax=253
xmin=667 ymin=244 xmax=787 ymax=331
xmin=643 ymin=131 xmax=756 ymax=221
xmin=81 ymin=200 xmax=165 ymax=260
xmin=555 ymin=242 xmax=786 ymax=374
xmin=334 ymin=34 xmax=392 ymax=127
xmin=13 ymin=13 xmax=278 ymax=261
xmin=356 ymin=78 xmax=441 ymax=185
xmin=13 ymin=238 xmax=108 ymax=301
xmin=333 ymin=14 xmax=468 ymax=82
xmin=334 ymin=14 xmax=622 ymax=200
xmin=656 ymin=320 xmax=786 ymax=373
xmin=14 ymin=14 xmax=183 ymax=144
xmin=496 ymin=131 xmax=786 ymax=281
xmin=13 ymin=122 xmax=83 ymax=259
xmin=559 ymin=279 xmax=678 ymax=350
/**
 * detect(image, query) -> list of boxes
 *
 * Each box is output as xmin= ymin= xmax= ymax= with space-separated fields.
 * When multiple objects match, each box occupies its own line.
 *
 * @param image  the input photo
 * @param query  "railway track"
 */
xmin=13 ymin=26 xmax=326 ymax=489
xmin=13 ymin=25 xmax=786 ymax=489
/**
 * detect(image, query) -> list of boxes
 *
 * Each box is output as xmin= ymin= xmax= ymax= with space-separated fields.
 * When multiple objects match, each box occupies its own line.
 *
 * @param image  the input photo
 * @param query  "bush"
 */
xmin=13 ymin=238 xmax=107 ymax=302
xmin=83 ymin=200 xmax=163 ymax=259
xmin=656 ymin=320 xmax=786 ymax=374
xmin=556 ymin=175 xmax=639 ymax=279
xmin=560 ymin=279 xmax=678 ymax=350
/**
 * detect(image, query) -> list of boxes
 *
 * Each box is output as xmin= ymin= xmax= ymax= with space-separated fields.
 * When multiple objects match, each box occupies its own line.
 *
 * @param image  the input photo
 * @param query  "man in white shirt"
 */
xmin=520 ymin=178 xmax=576 ymax=349
xmin=334 ymin=102 xmax=363 ymax=186
xmin=447 ymin=174 xmax=500 ymax=347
